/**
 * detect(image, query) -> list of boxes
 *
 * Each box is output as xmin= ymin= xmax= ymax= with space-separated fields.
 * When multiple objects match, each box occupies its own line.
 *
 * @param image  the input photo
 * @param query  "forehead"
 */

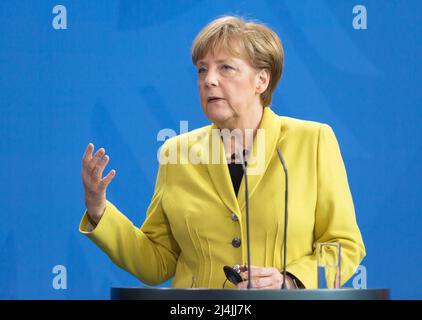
xmin=197 ymin=45 xmax=250 ymax=66
xmin=197 ymin=50 xmax=249 ymax=65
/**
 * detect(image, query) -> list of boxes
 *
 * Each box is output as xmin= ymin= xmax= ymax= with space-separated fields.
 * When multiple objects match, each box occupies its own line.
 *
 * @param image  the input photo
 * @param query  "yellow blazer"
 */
xmin=80 ymin=107 xmax=365 ymax=289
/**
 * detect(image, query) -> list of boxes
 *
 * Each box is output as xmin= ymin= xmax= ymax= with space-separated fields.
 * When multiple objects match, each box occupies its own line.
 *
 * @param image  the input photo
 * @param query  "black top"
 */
xmin=227 ymin=153 xmax=244 ymax=197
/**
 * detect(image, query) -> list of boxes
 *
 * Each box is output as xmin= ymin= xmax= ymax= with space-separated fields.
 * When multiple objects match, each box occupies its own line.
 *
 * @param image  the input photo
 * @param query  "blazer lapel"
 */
xmin=206 ymin=125 xmax=240 ymax=216
xmin=237 ymin=107 xmax=282 ymax=212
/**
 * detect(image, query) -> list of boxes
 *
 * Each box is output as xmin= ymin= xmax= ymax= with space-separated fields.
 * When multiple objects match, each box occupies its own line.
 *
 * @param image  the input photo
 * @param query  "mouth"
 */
xmin=207 ymin=97 xmax=225 ymax=103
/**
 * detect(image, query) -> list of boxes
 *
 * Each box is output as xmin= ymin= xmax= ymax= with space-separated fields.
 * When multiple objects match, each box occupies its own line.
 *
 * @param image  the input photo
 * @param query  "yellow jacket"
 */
xmin=79 ymin=107 xmax=365 ymax=289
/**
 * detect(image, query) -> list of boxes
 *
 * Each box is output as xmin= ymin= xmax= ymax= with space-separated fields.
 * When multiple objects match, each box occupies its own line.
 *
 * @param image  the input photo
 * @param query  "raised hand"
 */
xmin=81 ymin=143 xmax=116 ymax=224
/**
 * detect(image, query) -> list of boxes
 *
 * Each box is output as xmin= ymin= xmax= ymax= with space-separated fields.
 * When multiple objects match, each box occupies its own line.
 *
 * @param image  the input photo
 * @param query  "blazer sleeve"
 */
xmin=79 ymin=144 xmax=180 ymax=285
xmin=286 ymin=124 xmax=366 ymax=288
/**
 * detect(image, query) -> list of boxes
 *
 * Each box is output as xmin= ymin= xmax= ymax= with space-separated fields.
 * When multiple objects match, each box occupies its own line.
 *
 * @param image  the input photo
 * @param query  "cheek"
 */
xmin=230 ymin=78 xmax=253 ymax=98
xmin=198 ymin=83 xmax=205 ymax=100
xmin=224 ymin=87 xmax=245 ymax=106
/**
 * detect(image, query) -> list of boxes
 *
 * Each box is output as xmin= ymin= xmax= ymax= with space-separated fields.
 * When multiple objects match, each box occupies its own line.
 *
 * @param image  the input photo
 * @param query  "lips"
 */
xmin=207 ymin=96 xmax=224 ymax=103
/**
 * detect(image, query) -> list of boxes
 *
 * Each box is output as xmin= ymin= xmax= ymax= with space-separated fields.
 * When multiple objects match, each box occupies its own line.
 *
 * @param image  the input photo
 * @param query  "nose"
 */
xmin=204 ymin=69 xmax=219 ymax=88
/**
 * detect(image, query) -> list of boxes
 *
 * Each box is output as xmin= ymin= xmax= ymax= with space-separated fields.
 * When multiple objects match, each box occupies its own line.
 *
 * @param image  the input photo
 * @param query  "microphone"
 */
xmin=223 ymin=149 xmax=252 ymax=289
xmin=276 ymin=148 xmax=288 ymax=290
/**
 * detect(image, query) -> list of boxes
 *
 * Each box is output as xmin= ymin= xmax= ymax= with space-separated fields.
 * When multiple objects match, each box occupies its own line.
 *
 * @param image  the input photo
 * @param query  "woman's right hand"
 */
xmin=82 ymin=143 xmax=116 ymax=224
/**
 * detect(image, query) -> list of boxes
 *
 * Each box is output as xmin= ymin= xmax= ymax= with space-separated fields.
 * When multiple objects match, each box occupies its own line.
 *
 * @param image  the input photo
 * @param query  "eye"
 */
xmin=222 ymin=64 xmax=234 ymax=71
xmin=198 ymin=67 xmax=207 ymax=74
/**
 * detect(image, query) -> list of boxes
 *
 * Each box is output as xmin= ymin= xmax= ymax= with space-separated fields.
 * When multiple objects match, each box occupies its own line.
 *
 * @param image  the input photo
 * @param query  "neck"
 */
xmin=218 ymin=105 xmax=264 ymax=159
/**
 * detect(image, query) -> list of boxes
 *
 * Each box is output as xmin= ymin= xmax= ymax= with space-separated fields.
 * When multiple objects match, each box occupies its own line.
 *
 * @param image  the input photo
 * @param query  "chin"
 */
xmin=205 ymin=105 xmax=232 ymax=124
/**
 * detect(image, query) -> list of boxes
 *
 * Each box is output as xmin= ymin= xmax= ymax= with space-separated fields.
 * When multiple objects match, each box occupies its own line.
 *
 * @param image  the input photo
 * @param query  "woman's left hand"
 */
xmin=236 ymin=266 xmax=295 ymax=289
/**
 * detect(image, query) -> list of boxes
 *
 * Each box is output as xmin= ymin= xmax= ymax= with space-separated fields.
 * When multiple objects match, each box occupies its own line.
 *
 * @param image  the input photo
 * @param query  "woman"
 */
xmin=80 ymin=16 xmax=365 ymax=289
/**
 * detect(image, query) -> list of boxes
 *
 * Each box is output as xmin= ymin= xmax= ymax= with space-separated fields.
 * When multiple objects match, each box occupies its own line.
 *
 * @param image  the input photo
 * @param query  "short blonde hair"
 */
xmin=191 ymin=15 xmax=284 ymax=107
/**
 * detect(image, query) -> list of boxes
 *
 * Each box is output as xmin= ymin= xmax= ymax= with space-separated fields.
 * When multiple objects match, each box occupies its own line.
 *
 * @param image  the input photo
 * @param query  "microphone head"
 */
xmin=223 ymin=266 xmax=243 ymax=285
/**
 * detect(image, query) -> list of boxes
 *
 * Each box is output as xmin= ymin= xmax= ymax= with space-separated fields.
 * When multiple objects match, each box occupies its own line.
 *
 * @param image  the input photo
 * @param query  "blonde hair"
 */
xmin=191 ymin=15 xmax=284 ymax=107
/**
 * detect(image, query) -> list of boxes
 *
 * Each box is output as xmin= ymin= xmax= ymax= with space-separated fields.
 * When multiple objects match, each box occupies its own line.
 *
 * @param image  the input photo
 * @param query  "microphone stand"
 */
xmin=276 ymin=148 xmax=288 ymax=289
xmin=240 ymin=150 xmax=252 ymax=289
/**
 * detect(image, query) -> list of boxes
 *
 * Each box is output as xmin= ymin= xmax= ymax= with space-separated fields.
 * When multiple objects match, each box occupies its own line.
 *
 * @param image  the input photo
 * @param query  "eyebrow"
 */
xmin=197 ymin=59 xmax=234 ymax=65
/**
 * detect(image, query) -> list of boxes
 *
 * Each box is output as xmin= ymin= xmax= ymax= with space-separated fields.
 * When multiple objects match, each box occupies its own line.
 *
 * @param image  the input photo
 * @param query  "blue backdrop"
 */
xmin=0 ymin=0 xmax=421 ymax=299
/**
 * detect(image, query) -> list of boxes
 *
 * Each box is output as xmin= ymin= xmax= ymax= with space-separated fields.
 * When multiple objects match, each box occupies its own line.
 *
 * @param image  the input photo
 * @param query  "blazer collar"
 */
xmin=206 ymin=107 xmax=282 ymax=216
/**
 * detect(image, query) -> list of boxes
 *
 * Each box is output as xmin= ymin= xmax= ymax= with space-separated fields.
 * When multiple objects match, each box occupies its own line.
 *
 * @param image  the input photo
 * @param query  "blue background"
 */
xmin=0 ymin=0 xmax=421 ymax=299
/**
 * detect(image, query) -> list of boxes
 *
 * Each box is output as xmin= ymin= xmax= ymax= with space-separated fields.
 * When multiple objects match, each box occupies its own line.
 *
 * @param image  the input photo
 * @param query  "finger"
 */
xmin=237 ymin=277 xmax=276 ymax=289
xmin=82 ymin=143 xmax=94 ymax=165
xmin=99 ymin=169 xmax=116 ymax=189
xmin=238 ymin=265 xmax=258 ymax=279
xmin=236 ymin=281 xmax=249 ymax=289
xmin=241 ymin=266 xmax=277 ymax=279
xmin=88 ymin=148 xmax=105 ymax=172
xmin=81 ymin=143 xmax=94 ymax=183
xmin=251 ymin=277 xmax=276 ymax=288
xmin=92 ymin=154 xmax=109 ymax=181
xmin=255 ymin=285 xmax=279 ymax=290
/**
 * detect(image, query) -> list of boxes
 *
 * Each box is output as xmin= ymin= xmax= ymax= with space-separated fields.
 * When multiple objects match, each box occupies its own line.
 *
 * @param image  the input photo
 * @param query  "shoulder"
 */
xmin=275 ymin=114 xmax=342 ymax=158
xmin=272 ymin=112 xmax=335 ymax=145
xmin=279 ymin=115 xmax=326 ymax=132
xmin=277 ymin=114 xmax=334 ymax=140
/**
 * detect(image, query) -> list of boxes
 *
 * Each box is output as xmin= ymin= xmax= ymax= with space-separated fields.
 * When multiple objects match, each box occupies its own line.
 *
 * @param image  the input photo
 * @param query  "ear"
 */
xmin=255 ymin=69 xmax=270 ymax=95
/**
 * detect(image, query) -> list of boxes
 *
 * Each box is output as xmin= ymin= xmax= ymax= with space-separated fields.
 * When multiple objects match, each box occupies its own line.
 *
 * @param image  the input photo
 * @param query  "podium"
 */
xmin=111 ymin=287 xmax=390 ymax=300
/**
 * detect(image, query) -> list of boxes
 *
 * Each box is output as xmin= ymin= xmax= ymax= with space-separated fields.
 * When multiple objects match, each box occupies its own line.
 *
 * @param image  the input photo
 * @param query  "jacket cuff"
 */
xmin=285 ymin=271 xmax=306 ymax=289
